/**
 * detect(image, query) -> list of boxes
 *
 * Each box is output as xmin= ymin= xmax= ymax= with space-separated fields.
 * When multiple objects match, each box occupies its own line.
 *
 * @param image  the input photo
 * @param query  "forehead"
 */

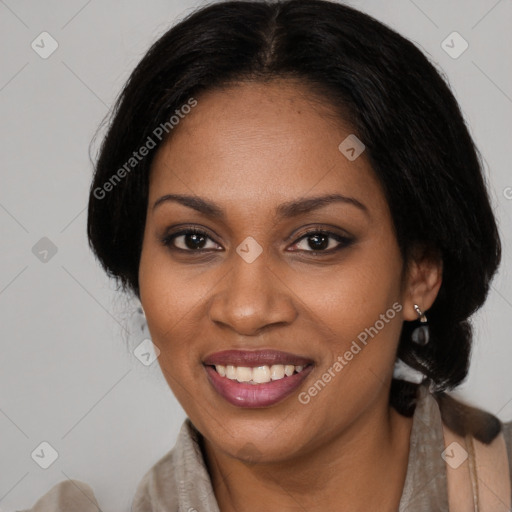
xmin=148 ymin=79 xmax=386 ymax=216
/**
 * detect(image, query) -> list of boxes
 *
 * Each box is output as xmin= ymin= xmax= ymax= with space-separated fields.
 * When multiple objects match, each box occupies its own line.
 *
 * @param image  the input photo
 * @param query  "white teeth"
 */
xmin=214 ymin=363 xmax=307 ymax=383
xmin=236 ymin=366 xmax=252 ymax=382
xmin=252 ymin=365 xmax=271 ymax=383
xmin=270 ymin=364 xmax=285 ymax=380
xmin=226 ymin=365 xmax=237 ymax=379
xmin=284 ymin=365 xmax=295 ymax=377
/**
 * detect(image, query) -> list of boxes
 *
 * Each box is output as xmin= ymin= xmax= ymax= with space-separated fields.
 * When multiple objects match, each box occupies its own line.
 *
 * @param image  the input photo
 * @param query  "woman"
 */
xmin=22 ymin=0 xmax=511 ymax=510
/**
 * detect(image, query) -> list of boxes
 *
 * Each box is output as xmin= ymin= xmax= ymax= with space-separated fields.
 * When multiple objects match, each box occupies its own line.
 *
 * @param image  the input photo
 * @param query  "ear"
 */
xmin=401 ymin=244 xmax=443 ymax=322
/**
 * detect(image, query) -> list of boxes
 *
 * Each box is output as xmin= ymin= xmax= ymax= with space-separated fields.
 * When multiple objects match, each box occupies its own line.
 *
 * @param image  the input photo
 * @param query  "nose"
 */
xmin=208 ymin=253 xmax=298 ymax=336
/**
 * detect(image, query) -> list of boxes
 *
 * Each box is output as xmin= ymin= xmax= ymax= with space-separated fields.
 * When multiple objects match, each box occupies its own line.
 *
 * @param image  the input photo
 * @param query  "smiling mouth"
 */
xmin=207 ymin=363 xmax=311 ymax=384
xmin=202 ymin=349 xmax=315 ymax=407
xmin=204 ymin=363 xmax=314 ymax=408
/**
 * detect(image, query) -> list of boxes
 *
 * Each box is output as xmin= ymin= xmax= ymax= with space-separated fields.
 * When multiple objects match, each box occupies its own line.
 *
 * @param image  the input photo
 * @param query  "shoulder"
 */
xmin=17 ymin=480 xmax=100 ymax=512
xmin=434 ymin=389 xmax=512 ymax=496
xmin=131 ymin=445 xmax=179 ymax=511
xmin=20 ymin=419 xmax=207 ymax=512
xmin=415 ymin=385 xmax=512 ymax=472
xmin=132 ymin=418 xmax=203 ymax=511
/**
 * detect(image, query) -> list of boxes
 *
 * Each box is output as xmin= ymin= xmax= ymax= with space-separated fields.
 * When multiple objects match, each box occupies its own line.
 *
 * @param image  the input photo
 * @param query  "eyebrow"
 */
xmin=152 ymin=193 xmax=369 ymax=218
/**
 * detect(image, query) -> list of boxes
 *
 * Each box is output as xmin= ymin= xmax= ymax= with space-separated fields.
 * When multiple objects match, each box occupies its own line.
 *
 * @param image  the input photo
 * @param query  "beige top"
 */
xmin=20 ymin=384 xmax=512 ymax=511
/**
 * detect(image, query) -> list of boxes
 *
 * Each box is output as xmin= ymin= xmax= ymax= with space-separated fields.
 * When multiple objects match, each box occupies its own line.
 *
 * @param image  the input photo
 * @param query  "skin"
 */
xmin=138 ymin=78 xmax=443 ymax=511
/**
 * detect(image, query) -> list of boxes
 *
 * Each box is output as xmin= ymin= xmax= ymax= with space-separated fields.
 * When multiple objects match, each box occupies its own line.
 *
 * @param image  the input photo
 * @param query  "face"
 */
xmin=138 ymin=79 xmax=414 ymax=463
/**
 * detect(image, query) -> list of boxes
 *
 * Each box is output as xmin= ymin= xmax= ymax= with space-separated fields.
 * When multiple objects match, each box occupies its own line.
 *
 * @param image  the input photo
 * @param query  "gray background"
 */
xmin=0 ymin=0 xmax=511 ymax=510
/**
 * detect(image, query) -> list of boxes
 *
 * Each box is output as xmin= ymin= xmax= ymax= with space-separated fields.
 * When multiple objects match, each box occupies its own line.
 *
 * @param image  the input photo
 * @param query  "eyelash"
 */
xmin=160 ymin=226 xmax=354 ymax=255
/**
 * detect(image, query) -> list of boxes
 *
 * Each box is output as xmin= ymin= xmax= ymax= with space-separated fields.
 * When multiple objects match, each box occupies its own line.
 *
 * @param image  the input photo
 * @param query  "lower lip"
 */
xmin=204 ymin=365 xmax=313 ymax=408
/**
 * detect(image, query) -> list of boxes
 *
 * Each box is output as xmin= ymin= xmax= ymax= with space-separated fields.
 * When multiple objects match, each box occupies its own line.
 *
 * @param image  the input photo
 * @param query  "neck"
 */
xmin=201 ymin=394 xmax=414 ymax=512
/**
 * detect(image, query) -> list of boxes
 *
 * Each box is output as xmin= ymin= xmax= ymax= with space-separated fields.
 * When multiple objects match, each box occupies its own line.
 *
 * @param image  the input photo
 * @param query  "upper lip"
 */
xmin=203 ymin=349 xmax=314 ymax=367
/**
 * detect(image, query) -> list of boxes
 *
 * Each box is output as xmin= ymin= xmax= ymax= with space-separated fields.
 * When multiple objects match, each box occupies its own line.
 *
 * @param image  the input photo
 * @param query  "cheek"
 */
xmin=139 ymin=248 xmax=207 ymax=406
xmin=294 ymin=251 xmax=402 ymax=335
xmin=294 ymin=249 xmax=404 ymax=388
xmin=139 ymin=241 xmax=210 ymax=338
xmin=138 ymin=249 xmax=196 ymax=388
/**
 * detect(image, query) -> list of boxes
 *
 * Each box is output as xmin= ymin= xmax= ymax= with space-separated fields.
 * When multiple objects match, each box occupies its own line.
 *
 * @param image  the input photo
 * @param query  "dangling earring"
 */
xmin=411 ymin=304 xmax=429 ymax=346
xmin=392 ymin=304 xmax=431 ymax=385
xmin=134 ymin=304 xmax=149 ymax=336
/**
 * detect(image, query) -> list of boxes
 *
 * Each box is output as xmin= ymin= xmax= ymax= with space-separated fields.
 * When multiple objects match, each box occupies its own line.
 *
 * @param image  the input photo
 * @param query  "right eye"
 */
xmin=161 ymin=228 xmax=222 ymax=252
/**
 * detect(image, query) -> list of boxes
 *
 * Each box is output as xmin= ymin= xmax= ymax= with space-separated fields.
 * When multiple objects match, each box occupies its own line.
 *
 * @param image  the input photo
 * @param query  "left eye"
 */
xmin=290 ymin=231 xmax=352 ymax=252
